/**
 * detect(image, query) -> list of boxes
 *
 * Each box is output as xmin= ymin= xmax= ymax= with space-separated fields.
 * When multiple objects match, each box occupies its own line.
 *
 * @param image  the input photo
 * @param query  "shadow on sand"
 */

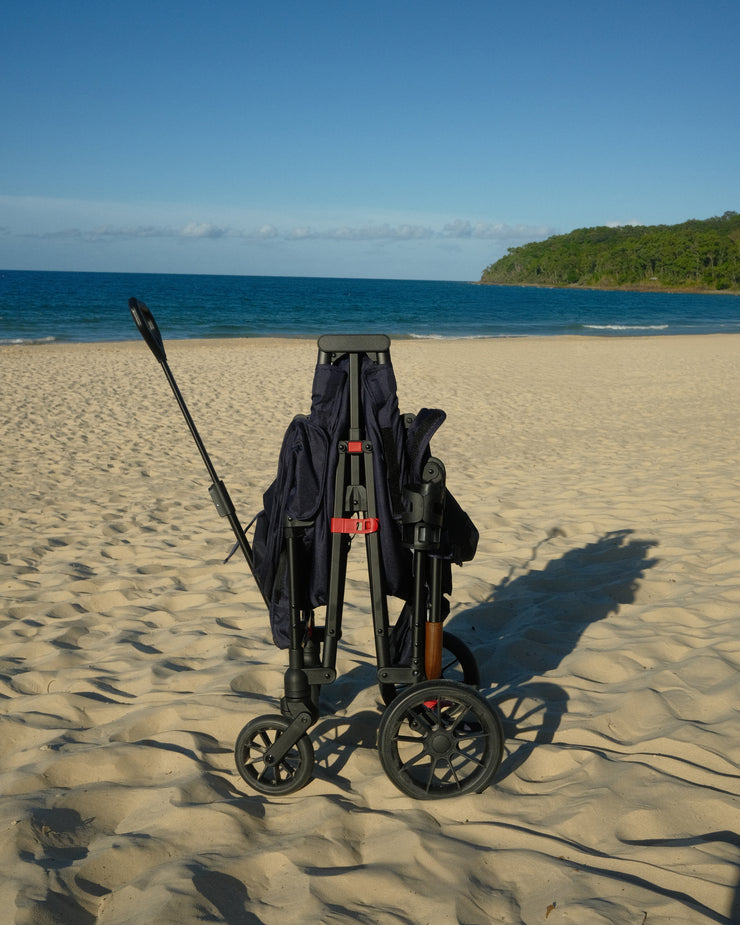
xmin=446 ymin=528 xmax=660 ymax=779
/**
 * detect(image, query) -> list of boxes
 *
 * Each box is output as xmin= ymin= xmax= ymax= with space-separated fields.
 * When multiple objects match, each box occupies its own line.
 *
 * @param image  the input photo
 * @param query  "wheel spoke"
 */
xmin=455 ymin=730 xmax=490 ymax=750
xmin=440 ymin=703 xmax=467 ymax=730
xmin=456 ymin=752 xmax=486 ymax=771
xmin=445 ymin=757 xmax=464 ymax=791
xmin=395 ymin=733 xmax=424 ymax=744
xmin=398 ymin=743 xmax=430 ymax=771
xmin=258 ymin=729 xmax=273 ymax=748
xmin=424 ymin=757 xmax=441 ymax=794
xmin=256 ymin=763 xmax=270 ymax=782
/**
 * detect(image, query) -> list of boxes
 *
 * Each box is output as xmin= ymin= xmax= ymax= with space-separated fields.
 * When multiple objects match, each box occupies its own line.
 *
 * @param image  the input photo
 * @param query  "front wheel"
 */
xmin=378 ymin=680 xmax=503 ymax=800
xmin=235 ymin=715 xmax=314 ymax=796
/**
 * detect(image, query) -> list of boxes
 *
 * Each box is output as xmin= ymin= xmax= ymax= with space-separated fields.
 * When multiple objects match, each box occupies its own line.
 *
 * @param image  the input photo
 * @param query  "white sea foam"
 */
xmin=584 ymin=324 xmax=669 ymax=331
xmin=0 ymin=336 xmax=56 ymax=346
xmin=408 ymin=332 xmax=527 ymax=340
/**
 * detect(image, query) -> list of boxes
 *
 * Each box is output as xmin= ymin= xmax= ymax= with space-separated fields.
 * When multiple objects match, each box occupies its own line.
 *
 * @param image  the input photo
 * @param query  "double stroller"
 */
xmin=129 ymin=300 xmax=504 ymax=800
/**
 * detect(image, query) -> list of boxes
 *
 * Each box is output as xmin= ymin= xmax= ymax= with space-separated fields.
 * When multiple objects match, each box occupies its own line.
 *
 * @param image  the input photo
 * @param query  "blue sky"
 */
xmin=2 ymin=0 xmax=738 ymax=280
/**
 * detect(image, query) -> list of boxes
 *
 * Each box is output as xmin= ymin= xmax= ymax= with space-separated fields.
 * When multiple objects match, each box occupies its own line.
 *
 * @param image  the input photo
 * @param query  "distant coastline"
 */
xmin=476 ymin=280 xmax=740 ymax=296
xmin=480 ymin=212 xmax=740 ymax=293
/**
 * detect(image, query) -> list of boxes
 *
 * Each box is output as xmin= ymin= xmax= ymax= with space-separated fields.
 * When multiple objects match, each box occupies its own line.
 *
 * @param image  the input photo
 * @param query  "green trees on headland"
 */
xmin=480 ymin=212 xmax=740 ymax=291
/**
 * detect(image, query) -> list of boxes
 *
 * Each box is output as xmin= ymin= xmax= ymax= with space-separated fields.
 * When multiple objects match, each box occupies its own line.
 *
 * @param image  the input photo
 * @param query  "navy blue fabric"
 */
xmin=252 ymin=351 xmax=477 ymax=649
xmin=359 ymin=358 xmax=413 ymax=600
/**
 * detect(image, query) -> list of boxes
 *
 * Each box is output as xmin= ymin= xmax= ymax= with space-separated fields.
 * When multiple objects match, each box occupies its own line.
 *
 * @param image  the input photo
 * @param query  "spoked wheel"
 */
xmin=235 ymin=715 xmax=314 ymax=796
xmin=378 ymin=680 xmax=503 ymax=799
xmin=380 ymin=632 xmax=480 ymax=705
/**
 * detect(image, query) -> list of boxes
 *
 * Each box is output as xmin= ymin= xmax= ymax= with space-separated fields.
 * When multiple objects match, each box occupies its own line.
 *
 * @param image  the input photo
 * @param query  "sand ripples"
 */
xmin=2 ymin=337 xmax=739 ymax=923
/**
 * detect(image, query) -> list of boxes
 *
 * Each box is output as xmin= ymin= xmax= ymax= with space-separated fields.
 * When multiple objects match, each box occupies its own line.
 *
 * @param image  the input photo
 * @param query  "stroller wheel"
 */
xmin=438 ymin=632 xmax=480 ymax=687
xmin=235 ymin=715 xmax=315 ymax=796
xmin=380 ymin=632 xmax=480 ymax=705
xmin=378 ymin=680 xmax=503 ymax=800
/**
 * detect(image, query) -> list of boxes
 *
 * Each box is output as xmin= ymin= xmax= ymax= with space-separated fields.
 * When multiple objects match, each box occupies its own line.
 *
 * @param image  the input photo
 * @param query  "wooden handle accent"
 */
xmin=425 ymin=621 xmax=443 ymax=680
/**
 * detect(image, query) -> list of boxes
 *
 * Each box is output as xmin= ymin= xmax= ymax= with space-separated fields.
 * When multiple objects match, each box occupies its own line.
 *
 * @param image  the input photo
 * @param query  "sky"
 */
xmin=1 ymin=0 xmax=738 ymax=281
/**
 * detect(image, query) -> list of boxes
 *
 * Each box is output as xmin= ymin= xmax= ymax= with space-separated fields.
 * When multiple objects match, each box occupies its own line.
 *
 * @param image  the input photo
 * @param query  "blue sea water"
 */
xmin=1 ymin=269 xmax=740 ymax=346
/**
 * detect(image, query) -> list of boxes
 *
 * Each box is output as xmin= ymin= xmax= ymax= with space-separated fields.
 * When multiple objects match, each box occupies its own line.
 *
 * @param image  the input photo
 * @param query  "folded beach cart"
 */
xmin=129 ymin=299 xmax=504 ymax=799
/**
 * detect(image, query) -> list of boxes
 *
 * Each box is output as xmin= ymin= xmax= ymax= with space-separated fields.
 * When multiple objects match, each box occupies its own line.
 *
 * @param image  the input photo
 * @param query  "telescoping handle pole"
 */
xmin=128 ymin=298 xmax=267 ymax=605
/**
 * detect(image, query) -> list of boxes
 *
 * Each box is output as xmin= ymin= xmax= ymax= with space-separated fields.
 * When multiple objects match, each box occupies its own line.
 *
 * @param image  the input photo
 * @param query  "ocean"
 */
xmin=1 ymin=269 xmax=739 ymax=346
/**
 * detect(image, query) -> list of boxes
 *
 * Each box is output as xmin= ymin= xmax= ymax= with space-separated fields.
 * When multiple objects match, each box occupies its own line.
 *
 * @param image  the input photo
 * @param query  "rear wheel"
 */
xmin=438 ymin=632 xmax=480 ymax=687
xmin=378 ymin=680 xmax=503 ymax=799
xmin=380 ymin=631 xmax=480 ymax=705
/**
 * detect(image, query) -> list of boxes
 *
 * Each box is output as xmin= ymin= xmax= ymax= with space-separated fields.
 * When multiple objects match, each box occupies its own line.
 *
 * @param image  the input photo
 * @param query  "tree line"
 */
xmin=480 ymin=212 xmax=740 ymax=291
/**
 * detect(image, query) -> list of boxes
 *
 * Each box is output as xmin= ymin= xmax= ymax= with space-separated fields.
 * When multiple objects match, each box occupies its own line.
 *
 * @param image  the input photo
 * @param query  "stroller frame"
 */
xmin=282 ymin=337 xmax=444 ymax=693
xmin=129 ymin=303 xmax=503 ymax=800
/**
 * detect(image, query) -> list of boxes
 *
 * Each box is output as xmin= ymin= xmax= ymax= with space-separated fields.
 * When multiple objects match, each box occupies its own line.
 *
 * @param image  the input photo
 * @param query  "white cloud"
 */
xmin=0 ymin=194 xmax=558 ymax=278
xmin=441 ymin=220 xmax=553 ymax=241
xmin=21 ymin=218 xmax=553 ymax=244
xmin=0 ymin=195 xmax=555 ymax=247
xmin=255 ymin=224 xmax=278 ymax=239
xmin=180 ymin=222 xmax=230 ymax=238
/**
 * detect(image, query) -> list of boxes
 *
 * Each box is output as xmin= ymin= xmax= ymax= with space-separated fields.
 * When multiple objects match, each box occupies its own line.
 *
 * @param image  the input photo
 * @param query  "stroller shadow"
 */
xmin=312 ymin=710 xmax=381 ymax=791
xmin=234 ymin=529 xmax=659 ymax=793
xmin=447 ymin=529 xmax=660 ymax=780
xmin=732 ymin=867 xmax=740 ymax=924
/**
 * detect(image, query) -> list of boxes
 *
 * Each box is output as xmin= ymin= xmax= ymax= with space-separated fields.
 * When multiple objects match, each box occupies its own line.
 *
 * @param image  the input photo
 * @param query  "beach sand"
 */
xmin=2 ymin=334 xmax=739 ymax=924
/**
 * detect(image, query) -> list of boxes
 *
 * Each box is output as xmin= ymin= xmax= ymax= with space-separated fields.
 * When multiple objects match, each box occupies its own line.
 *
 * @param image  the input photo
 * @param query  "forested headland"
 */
xmin=480 ymin=212 xmax=740 ymax=292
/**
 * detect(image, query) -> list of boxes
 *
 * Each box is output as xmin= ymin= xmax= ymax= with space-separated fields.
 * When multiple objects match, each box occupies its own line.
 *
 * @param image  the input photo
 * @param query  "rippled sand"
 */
xmin=2 ymin=335 xmax=739 ymax=923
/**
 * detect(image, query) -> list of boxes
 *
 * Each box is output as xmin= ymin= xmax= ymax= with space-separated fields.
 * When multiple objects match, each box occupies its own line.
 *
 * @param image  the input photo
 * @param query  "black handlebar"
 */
xmin=128 ymin=296 xmax=266 ymax=605
xmin=129 ymin=297 xmax=167 ymax=364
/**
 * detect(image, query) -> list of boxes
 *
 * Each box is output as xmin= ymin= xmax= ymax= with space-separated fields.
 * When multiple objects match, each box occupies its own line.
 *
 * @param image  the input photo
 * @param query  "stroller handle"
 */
xmin=129 ymin=297 xmax=167 ymax=364
xmin=318 ymin=334 xmax=390 ymax=355
xmin=127 ymin=296 xmax=267 ymax=606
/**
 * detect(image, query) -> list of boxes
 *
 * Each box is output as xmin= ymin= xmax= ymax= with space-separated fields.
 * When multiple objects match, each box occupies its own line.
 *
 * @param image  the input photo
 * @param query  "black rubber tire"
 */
xmin=439 ymin=632 xmax=480 ymax=687
xmin=378 ymin=680 xmax=503 ymax=800
xmin=380 ymin=631 xmax=480 ymax=705
xmin=235 ymin=715 xmax=315 ymax=796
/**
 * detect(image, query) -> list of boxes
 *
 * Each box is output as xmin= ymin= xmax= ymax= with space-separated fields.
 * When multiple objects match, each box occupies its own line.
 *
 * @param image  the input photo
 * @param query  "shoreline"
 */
xmin=5 ymin=327 xmax=740 ymax=350
xmin=477 ymin=280 xmax=740 ymax=295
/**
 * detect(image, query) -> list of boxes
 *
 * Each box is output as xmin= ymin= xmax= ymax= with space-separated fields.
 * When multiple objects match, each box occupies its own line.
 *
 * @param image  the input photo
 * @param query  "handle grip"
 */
xmin=129 ymin=297 xmax=167 ymax=363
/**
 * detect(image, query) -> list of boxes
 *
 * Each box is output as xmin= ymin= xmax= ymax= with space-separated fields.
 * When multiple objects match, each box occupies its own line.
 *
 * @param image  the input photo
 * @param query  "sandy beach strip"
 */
xmin=2 ymin=334 xmax=739 ymax=923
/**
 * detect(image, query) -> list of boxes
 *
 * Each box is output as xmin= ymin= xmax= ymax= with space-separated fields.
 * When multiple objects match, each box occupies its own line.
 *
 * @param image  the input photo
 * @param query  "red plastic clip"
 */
xmin=331 ymin=517 xmax=379 ymax=534
xmin=347 ymin=441 xmax=364 ymax=453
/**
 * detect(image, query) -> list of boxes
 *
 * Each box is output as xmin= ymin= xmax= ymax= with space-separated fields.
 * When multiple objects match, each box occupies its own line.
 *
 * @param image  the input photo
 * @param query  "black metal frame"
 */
xmin=272 ymin=334 xmax=448 ymax=763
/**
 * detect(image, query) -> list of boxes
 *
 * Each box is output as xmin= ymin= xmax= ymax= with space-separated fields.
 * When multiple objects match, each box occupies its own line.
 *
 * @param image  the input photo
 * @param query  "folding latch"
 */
xmin=331 ymin=517 xmax=379 ymax=534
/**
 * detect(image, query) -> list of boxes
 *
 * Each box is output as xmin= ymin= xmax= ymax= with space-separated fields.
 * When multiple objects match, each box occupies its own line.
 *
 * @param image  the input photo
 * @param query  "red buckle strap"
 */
xmin=331 ymin=517 xmax=379 ymax=535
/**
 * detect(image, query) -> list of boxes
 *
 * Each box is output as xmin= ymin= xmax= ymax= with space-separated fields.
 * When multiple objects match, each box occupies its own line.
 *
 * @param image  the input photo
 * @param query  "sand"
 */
xmin=2 ymin=333 xmax=739 ymax=924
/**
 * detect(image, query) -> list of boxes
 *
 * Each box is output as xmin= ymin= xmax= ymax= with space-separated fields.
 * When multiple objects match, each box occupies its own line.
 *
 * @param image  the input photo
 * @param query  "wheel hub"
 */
xmin=429 ymin=731 xmax=454 ymax=756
